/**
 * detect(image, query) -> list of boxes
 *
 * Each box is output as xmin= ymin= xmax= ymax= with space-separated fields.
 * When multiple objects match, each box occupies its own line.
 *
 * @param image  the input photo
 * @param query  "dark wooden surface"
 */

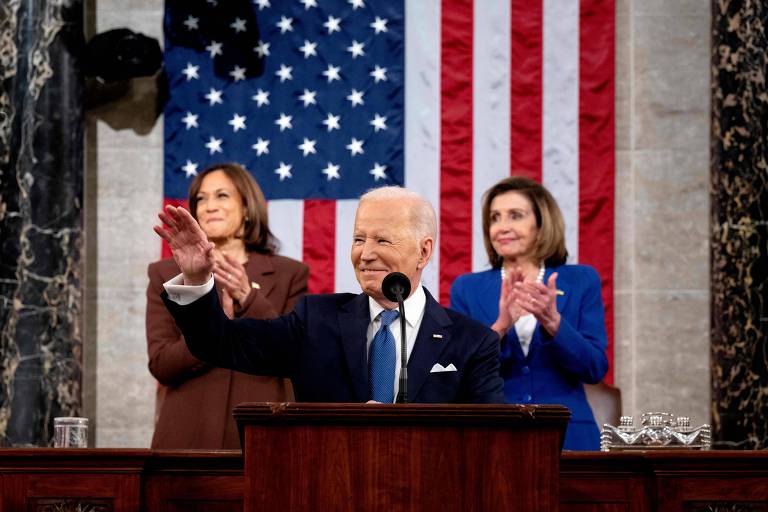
xmin=144 ymin=450 xmax=244 ymax=512
xmin=0 ymin=442 xmax=766 ymax=511
xmin=233 ymin=401 xmax=573 ymax=426
xmin=0 ymin=449 xmax=146 ymax=512
xmin=0 ymin=449 xmax=243 ymax=512
xmin=236 ymin=402 xmax=569 ymax=512
xmin=561 ymin=450 xmax=768 ymax=512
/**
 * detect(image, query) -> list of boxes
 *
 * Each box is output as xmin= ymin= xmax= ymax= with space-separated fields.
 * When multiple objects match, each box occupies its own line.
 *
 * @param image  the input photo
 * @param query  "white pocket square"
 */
xmin=430 ymin=363 xmax=457 ymax=373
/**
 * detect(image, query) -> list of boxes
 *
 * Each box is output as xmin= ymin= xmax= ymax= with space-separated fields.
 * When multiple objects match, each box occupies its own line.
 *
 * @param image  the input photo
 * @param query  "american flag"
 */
xmin=163 ymin=0 xmax=615 ymax=380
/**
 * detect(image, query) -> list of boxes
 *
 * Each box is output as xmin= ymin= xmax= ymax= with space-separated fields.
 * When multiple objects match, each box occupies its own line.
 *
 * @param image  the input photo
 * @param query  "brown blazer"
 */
xmin=146 ymin=252 xmax=308 ymax=449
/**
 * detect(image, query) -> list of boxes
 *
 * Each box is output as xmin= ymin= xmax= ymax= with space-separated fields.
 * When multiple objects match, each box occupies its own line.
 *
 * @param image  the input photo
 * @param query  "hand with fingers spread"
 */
xmin=154 ymin=205 xmax=215 ymax=285
xmin=212 ymin=251 xmax=253 ymax=306
xmin=491 ymin=266 xmax=525 ymax=338
xmin=515 ymin=272 xmax=561 ymax=336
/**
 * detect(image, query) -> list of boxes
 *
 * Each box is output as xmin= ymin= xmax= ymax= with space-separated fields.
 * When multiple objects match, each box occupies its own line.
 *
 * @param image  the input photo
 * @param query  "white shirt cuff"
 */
xmin=163 ymin=273 xmax=215 ymax=305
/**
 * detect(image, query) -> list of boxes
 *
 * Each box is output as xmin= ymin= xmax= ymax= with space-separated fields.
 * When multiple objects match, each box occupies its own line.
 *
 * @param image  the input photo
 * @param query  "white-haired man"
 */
xmin=156 ymin=187 xmax=504 ymax=403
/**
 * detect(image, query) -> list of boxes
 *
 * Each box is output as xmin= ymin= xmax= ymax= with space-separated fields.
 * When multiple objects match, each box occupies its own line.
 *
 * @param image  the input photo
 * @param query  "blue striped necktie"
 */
xmin=369 ymin=309 xmax=399 ymax=403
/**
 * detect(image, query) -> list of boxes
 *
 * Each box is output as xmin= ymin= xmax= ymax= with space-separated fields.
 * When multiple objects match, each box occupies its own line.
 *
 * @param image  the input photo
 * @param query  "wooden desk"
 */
xmin=561 ymin=450 xmax=768 ymax=512
xmin=144 ymin=450 xmax=243 ymax=512
xmin=0 ymin=449 xmax=766 ymax=511
xmin=0 ymin=449 xmax=242 ymax=512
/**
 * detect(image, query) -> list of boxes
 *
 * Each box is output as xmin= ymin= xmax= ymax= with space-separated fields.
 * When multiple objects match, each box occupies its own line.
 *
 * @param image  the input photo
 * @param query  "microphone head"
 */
xmin=382 ymin=272 xmax=411 ymax=303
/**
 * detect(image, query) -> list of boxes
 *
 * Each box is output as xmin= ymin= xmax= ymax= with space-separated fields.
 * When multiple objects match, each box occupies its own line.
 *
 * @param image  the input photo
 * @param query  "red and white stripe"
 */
xmin=266 ymin=0 xmax=615 ymax=379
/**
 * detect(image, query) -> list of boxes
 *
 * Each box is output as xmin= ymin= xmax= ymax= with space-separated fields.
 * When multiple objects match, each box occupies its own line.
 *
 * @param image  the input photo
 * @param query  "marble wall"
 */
xmin=0 ymin=0 xmax=85 ymax=446
xmin=711 ymin=1 xmax=768 ymax=449
xmin=85 ymin=0 xmax=713 ymax=446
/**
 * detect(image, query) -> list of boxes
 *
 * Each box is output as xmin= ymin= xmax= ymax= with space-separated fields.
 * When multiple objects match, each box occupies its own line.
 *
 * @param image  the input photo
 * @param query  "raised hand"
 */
xmin=154 ymin=205 xmax=215 ymax=285
xmin=212 ymin=251 xmax=252 ymax=305
xmin=491 ymin=267 xmax=525 ymax=338
xmin=515 ymin=272 xmax=561 ymax=336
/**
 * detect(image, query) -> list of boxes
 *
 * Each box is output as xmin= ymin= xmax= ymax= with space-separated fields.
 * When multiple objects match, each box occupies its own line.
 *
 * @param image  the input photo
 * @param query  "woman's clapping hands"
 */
xmin=492 ymin=268 xmax=561 ymax=338
xmin=212 ymin=251 xmax=252 ymax=306
xmin=513 ymin=273 xmax=561 ymax=336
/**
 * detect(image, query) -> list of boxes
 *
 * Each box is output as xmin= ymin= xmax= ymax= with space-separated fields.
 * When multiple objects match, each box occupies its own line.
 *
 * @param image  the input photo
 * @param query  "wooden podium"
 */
xmin=233 ymin=402 xmax=570 ymax=511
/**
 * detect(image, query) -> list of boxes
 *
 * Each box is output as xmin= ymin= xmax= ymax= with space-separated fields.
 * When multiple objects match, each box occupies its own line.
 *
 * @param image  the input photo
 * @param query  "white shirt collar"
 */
xmin=368 ymin=283 xmax=426 ymax=327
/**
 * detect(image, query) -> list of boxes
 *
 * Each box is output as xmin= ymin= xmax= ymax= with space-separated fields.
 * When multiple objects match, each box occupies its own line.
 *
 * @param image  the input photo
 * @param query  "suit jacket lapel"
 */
xmin=529 ymin=267 xmax=570 ymax=357
xmin=339 ymin=293 xmax=372 ymax=402
xmin=478 ymin=270 xmax=502 ymax=325
xmin=505 ymin=326 xmax=527 ymax=361
xmin=407 ymin=289 xmax=451 ymax=400
xmin=245 ymin=252 xmax=276 ymax=298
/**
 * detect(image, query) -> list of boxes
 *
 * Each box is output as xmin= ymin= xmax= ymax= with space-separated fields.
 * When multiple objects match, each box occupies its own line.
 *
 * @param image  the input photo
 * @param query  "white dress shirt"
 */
xmin=163 ymin=273 xmax=215 ymax=304
xmin=514 ymin=313 xmax=537 ymax=357
xmin=366 ymin=284 xmax=427 ymax=401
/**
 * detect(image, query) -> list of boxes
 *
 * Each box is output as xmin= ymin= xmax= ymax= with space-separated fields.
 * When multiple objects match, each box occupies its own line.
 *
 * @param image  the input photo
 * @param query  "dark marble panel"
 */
xmin=711 ymin=0 xmax=768 ymax=449
xmin=0 ymin=0 xmax=84 ymax=446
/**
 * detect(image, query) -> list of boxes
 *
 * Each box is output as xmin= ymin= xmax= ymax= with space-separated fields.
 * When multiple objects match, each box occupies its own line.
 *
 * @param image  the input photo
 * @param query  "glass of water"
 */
xmin=53 ymin=417 xmax=88 ymax=448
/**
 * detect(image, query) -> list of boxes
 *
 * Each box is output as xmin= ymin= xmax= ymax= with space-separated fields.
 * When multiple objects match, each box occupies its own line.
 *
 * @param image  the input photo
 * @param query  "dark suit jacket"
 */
xmin=147 ymin=253 xmax=308 ymax=449
xmin=163 ymin=287 xmax=505 ymax=404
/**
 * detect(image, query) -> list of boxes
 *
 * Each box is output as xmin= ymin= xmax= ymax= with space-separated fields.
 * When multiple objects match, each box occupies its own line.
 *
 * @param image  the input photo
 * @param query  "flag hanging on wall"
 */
xmin=163 ymin=0 xmax=615 ymax=381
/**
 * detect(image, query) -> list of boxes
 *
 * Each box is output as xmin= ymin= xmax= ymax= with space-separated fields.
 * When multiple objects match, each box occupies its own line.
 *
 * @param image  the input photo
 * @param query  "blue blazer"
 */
xmin=162 ymin=287 xmax=505 ymax=404
xmin=450 ymin=264 xmax=608 ymax=450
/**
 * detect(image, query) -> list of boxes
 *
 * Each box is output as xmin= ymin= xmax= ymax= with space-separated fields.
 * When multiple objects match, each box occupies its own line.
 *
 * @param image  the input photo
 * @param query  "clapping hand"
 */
xmin=221 ymin=288 xmax=235 ymax=319
xmin=491 ymin=267 xmax=525 ymax=338
xmin=514 ymin=273 xmax=561 ymax=336
xmin=212 ymin=251 xmax=252 ymax=305
xmin=154 ymin=205 xmax=215 ymax=285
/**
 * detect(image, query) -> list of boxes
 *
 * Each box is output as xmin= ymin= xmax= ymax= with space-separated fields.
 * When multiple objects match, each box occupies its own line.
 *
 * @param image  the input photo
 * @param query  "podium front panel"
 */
xmin=234 ymin=402 xmax=570 ymax=512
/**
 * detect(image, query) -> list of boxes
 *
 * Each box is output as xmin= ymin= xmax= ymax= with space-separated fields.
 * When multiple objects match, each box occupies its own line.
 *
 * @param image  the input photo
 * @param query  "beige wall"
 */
xmin=85 ymin=0 xmax=712 ymax=446
xmin=613 ymin=0 xmax=711 ymax=425
xmin=85 ymin=0 xmax=164 ymax=447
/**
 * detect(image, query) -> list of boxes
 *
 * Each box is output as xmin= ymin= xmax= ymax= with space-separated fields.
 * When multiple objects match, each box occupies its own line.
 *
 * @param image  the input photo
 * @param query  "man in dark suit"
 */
xmin=156 ymin=187 xmax=504 ymax=404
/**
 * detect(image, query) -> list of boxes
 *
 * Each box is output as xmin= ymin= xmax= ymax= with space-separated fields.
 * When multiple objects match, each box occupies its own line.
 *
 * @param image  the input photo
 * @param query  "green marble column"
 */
xmin=711 ymin=0 xmax=768 ymax=449
xmin=0 ymin=0 xmax=84 ymax=446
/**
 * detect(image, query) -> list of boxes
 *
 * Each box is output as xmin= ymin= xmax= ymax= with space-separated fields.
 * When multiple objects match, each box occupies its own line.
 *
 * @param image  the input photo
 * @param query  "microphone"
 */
xmin=382 ymin=271 xmax=411 ymax=304
xmin=381 ymin=272 xmax=411 ymax=404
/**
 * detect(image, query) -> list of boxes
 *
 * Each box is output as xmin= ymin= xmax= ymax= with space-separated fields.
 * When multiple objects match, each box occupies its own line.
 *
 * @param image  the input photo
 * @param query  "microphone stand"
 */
xmin=395 ymin=290 xmax=407 ymax=404
xmin=382 ymin=272 xmax=411 ymax=404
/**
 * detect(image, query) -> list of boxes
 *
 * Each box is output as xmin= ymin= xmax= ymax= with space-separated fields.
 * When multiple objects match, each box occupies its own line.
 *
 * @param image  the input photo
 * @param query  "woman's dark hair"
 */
xmin=481 ymin=176 xmax=568 ymax=268
xmin=188 ymin=162 xmax=278 ymax=254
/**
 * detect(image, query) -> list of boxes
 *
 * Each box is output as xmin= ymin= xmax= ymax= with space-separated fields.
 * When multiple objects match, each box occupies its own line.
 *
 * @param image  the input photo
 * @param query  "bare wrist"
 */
xmin=236 ymin=287 xmax=252 ymax=304
xmin=491 ymin=321 xmax=509 ymax=338
xmin=183 ymin=272 xmax=211 ymax=286
xmin=542 ymin=315 xmax=561 ymax=337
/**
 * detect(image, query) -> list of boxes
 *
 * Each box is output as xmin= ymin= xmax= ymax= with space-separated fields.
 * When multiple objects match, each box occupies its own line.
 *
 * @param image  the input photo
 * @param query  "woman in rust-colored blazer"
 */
xmin=147 ymin=163 xmax=308 ymax=449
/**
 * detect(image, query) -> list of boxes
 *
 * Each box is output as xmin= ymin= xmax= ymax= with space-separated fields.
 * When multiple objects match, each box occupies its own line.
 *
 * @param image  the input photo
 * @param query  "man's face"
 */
xmin=351 ymin=199 xmax=432 ymax=305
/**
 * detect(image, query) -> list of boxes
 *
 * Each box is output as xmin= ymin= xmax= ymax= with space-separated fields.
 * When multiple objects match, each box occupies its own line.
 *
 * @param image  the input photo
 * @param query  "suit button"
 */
xmin=521 ymin=366 xmax=530 ymax=375
xmin=523 ymin=394 xmax=532 ymax=403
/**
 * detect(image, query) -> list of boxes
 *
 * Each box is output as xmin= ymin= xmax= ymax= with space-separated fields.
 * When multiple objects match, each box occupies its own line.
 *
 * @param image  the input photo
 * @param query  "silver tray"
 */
xmin=600 ymin=412 xmax=711 ymax=451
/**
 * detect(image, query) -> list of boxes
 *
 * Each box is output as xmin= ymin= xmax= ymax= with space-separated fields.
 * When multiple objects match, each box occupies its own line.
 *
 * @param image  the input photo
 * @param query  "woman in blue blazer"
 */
xmin=450 ymin=176 xmax=608 ymax=450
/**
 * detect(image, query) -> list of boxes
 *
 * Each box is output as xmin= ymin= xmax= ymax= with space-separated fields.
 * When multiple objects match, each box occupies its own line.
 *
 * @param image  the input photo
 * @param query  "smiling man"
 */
xmin=352 ymin=188 xmax=433 ymax=306
xmin=156 ymin=186 xmax=504 ymax=404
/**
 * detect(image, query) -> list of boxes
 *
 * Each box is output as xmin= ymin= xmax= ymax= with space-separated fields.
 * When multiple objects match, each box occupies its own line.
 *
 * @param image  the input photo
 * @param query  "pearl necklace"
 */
xmin=501 ymin=263 xmax=545 ymax=284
